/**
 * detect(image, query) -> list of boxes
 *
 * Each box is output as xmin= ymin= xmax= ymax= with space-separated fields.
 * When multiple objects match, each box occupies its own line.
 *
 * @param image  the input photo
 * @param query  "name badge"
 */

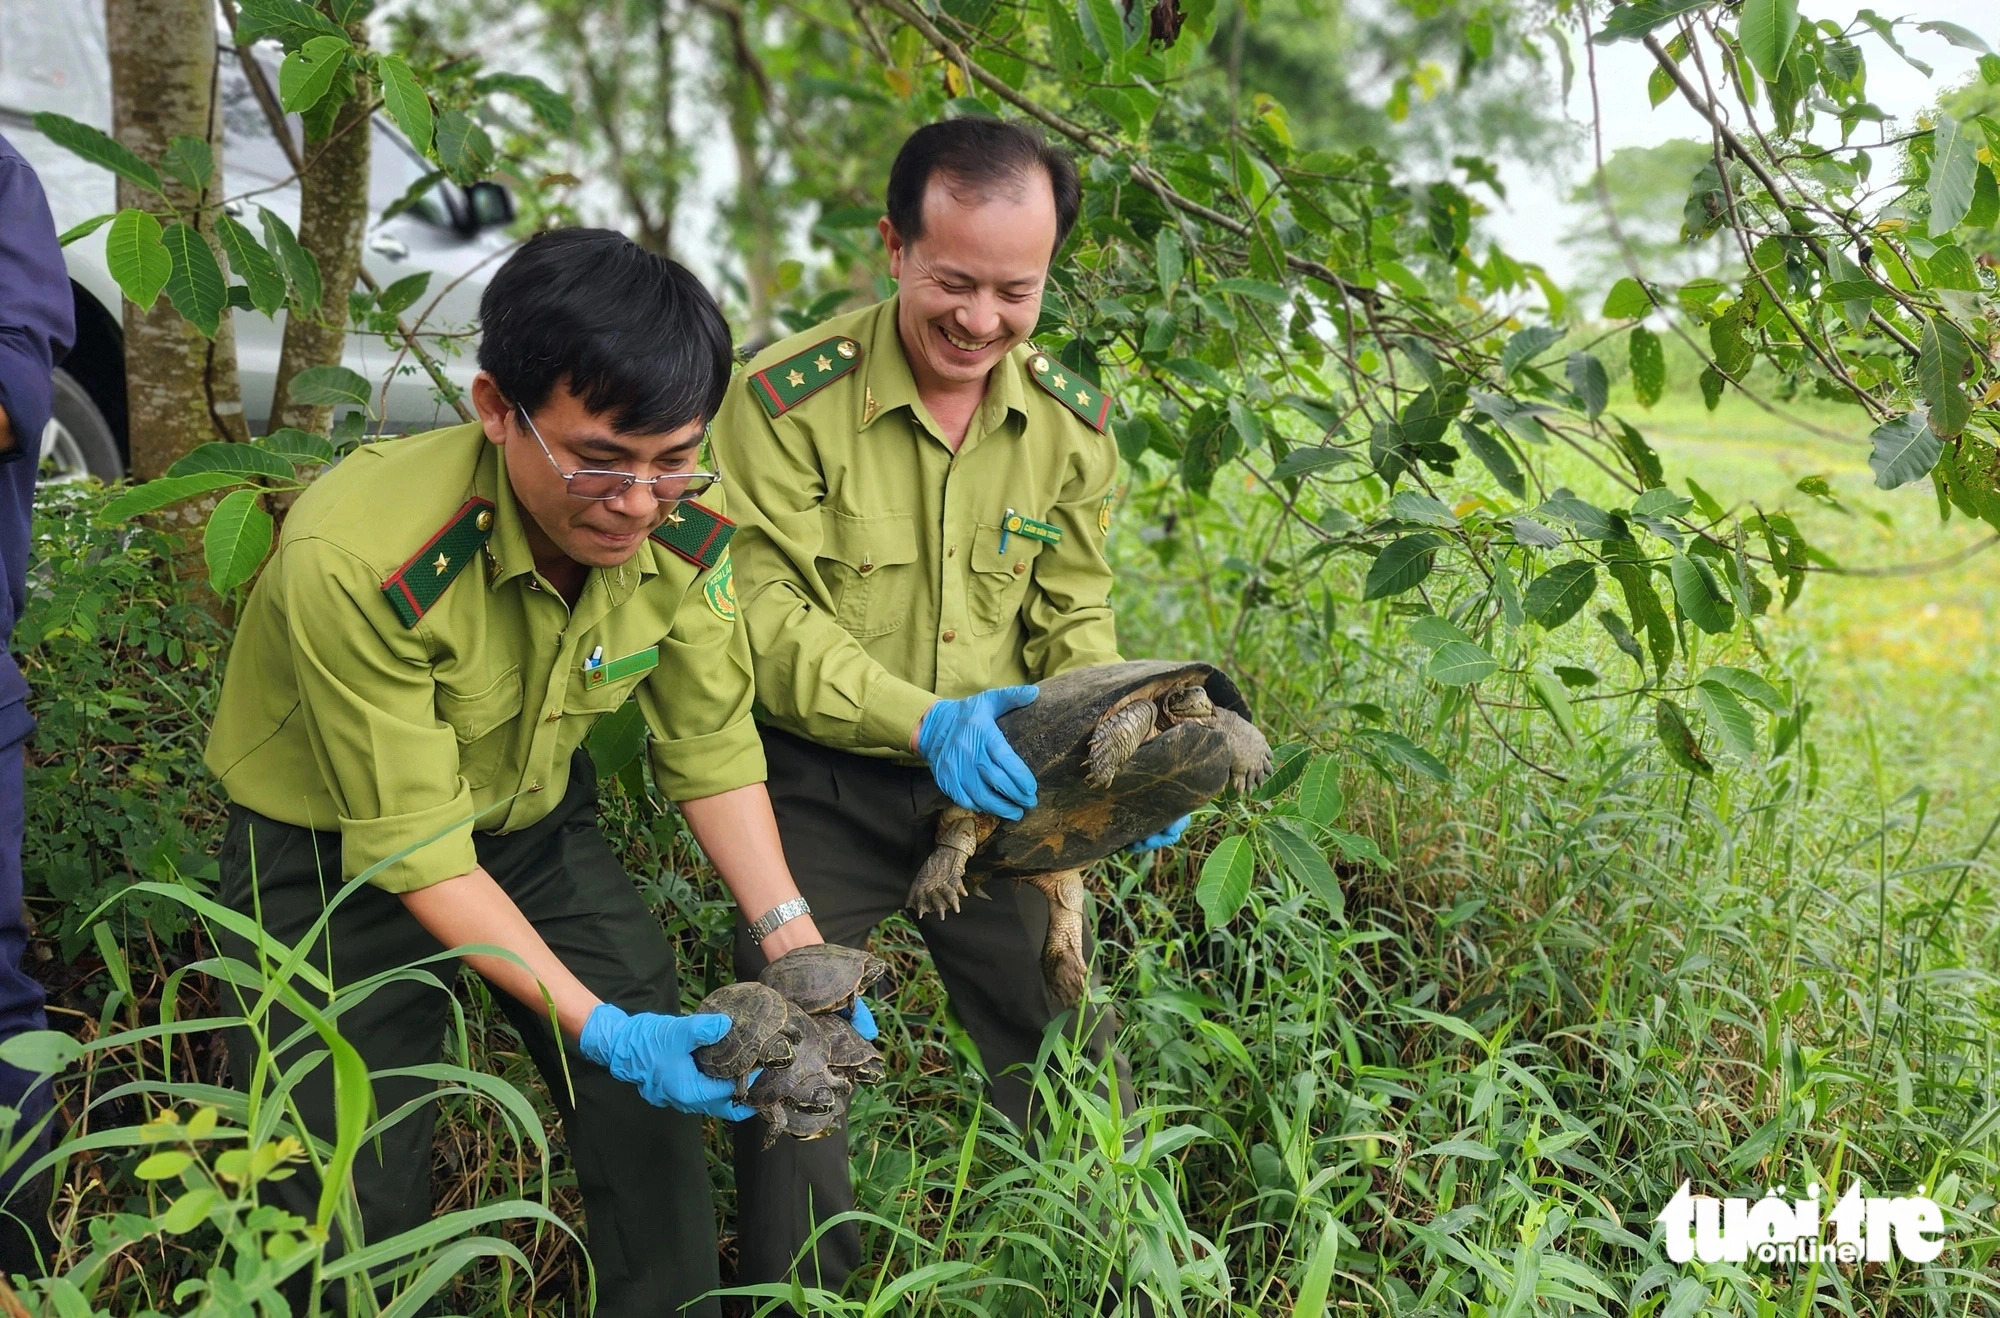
xmin=583 ymin=646 xmax=659 ymax=689
xmin=998 ymin=508 xmax=1062 ymax=553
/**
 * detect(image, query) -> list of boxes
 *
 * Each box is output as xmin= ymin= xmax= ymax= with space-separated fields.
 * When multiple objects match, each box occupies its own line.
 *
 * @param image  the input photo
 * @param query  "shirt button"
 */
xmin=941 ymin=629 xmax=957 ymax=643
xmin=527 ymin=579 xmax=542 ymax=591
xmin=546 ymin=710 xmax=561 ymax=722
xmin=529 ymin=782 xmax=544 ymax=793
xmin=1012 ymin=562 xmax=1026 ymax=575
xmin=947 ymin=545 xmax=956 ymax=557
xmin=859 ymin=562 xmax=874 ymax=573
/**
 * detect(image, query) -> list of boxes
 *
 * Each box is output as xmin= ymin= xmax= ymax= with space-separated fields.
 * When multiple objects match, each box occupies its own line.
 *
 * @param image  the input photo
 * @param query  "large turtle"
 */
xmin=906 ymin=660 xmax=1272 ymax=1006
xmin=759 ymin=943 xmax=885 ymax=1014
xmin=692 ymin=982 xmax=803 ymax=1099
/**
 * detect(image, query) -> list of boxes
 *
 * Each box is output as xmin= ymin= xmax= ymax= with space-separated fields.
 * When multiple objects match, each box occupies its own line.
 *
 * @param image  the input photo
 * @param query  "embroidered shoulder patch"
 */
xmin=381 ymin=497 xmax=495 ymax=628
xmin=1027 ymin=352 xmax=1113 ymax=432
xmin=1099 ymin=489 xmax=1116 ymax=533
xmin=703 ymin=554 xmax=738 ymax=621
xmin=750 ymin=336 xmax=861 ymax=418
xmin=650 ymin=499 xmax=735 ymax=571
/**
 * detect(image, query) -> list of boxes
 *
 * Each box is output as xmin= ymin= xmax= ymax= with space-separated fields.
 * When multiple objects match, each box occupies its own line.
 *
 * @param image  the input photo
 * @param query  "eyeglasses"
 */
xmin=515 ymin=405 xmax=721 ymax=504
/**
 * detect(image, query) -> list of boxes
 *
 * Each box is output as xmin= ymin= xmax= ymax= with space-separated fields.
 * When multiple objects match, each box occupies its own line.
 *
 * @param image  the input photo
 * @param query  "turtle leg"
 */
xmin=1212 ymin=708 xmax=1274 ymax=793
xmin=760 ymin=1102 xmax=787 ymax=1152
xmin=907 ymin=807 xmax=986 ymax=918
xmin=1084 ymin=701 xmax=1159 ymax=788
xmin=1019 ymin=867 xmax=1089 ymax=1008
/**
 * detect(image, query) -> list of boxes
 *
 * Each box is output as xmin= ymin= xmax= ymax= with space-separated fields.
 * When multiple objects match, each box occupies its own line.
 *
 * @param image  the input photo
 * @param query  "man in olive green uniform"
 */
xmin=205 ymin=230 xmax=863 ymax=1317
xmin=713 ymin=119 xmax=1182 ymax=1298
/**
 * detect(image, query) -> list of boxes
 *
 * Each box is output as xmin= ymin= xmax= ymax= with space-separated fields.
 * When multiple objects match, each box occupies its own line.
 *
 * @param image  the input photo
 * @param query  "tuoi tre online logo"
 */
xmin=1656 ymin=1180 xmax=1945 ymax=1266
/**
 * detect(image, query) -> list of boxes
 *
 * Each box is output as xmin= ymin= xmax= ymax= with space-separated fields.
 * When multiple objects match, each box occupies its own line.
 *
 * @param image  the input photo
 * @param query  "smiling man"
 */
xmin=203 ymin=229 xmax=854 ymax=1316
xmin=712 ymin=118 xmax=1168 ymax=1299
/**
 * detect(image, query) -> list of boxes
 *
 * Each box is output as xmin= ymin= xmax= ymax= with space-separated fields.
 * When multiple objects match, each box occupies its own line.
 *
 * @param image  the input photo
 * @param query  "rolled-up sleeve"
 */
xmin=280 ymin=537 xmax=478 ymax=892
xmin=1021 ymin=425 xmax=1122 ymax=677
xmin=0 ymin=142 xmax=76 ymax=461
xmin=637 ymin=557 xmax=769 ymax=801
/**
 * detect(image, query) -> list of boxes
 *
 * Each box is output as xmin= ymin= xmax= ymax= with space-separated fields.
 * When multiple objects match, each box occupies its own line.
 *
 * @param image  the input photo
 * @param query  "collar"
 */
xmin=856 ymin=295 xmax=1031 ymax=442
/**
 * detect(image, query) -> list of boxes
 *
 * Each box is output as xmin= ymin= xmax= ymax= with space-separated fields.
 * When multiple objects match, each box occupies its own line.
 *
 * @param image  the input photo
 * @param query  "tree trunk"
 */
xmin=107 ymin=0 xmax=248 ymax=478
xmin=268 ymin=11 xmax=371 ymax=435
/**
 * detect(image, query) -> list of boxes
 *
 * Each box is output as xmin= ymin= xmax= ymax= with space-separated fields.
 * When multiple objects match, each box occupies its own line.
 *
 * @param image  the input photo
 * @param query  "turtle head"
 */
xmin=1162 ymin=685 xmax=1215 ymax=721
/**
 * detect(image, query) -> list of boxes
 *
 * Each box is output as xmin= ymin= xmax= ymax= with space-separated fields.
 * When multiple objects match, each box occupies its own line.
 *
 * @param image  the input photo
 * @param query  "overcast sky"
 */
xmin=1484 ymin=2 xmax=1991 ymax=286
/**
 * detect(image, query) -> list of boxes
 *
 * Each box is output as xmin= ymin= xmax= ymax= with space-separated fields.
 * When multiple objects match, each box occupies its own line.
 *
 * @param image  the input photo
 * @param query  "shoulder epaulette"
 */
xmin=650 ymin=500 xmax=735 ymax=571
xmin=1027 ymin=352 xmax=1113 ymax=432
xmin=749 ymin=336 xmax=861 ymax=418
xmin=381 ymin=497 xmax=495 ymax=628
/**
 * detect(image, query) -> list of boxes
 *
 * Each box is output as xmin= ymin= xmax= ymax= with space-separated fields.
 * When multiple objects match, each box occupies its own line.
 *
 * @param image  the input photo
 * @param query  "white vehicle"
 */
xmin=0 ymin=4 xmax=511 ymax=480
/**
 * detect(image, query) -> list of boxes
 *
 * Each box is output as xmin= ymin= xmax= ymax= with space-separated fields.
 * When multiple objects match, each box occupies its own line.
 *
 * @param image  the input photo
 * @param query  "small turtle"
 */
xmin=691 ymin=982 xmax=803 ymax=1099
xmin=759 ymin=943 xmax=886 ymax=1015
xmin=815 ymin=1012 xmax=885 ymax=1087
xmin=906 ymin=660 xmax=1273 ymax=1007
xmin=745 ymin=1002 xmax=852 ymax=1149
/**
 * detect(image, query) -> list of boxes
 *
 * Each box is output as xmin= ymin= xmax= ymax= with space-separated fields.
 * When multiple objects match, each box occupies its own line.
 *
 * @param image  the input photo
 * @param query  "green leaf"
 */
xmin=1387 ymin=491 xmax=1459 ymax=527
xmin=160 ymin=222 xmax=226 ymax=338
xmin=1654 ymin=698 xmax=1713 ymax=777
xmin=1214 ymin=277 xmax=1289 ymax=304
xmin=1527 ymin=671 xmax=1579 ymax=743
xmin=474 ymin=71 xmax=574 ymax=133
xmin=377 ymin=271 xmax=432 ymax=316
xmin=1867 ymin=412 xmax=1942 ymax=490
xmin=167 ymin=442 xmax=297 ymax=482
xmin=1263 ymin=820 xmax=1343 ymax=916
xmin=1523 ymin=560 xmax=1597 ymax=628
xmin=104 ymin=471 xmax=250 ymax=519
xmin=105 ymin=209 xmax=172 ymax=311
xmin=279 ymin=35 xmax=353 ymax=114
xmin=1350 ymin=728 xmax=1450 ymax=783
xmin=1738 ymin=0 xmax=1800 ymax=80
xmin=1196 ymin=834 xmax=1254 ymax=929
xmin=1425 ymin=640 xmax=1497 ymax=686
xmin=1696 ymin=681 xmax=1759 ymax=759
xmin=259 ymin=428 xmax=338 ymax=465
xmin=0 ymin=1030 xmax=85 ymax=1073
xmin=1709 ymin=311 xmax=1751 ymax=378
xmin=1917 ymin=19 xmax=1989 ymax=52
xmin=31 ymin=112 xmax=164 ymax=196
xmin=1154 ymin=226 xmax=1184 ymax=296
xmin=1699 ymin=365 xmax=1724 ymax=411
xmin=135 ymin=1150 xmax=194 ymax=1181
xmin=1269 ymin=446 xmax=1356 ymax=480
xmin=1930 ymin=111 xmax=1980 ymax=235
xmin=1537 ymin=493 xmax=1624 ymax=542
xmin=1670 ymin=551 xmax=1735 ymax=634
xmin=1926 ymin=244 xmax=1982 ymax=291
xmin=1601 ymin=276 xmax=1653 ymax=319
xmin=215 ymin=214 xmax=287 ymax=316
xmin=258 ymin=207 xmax=322 ymax=314
xmin=1918 ymin=317 xmax=1973 ymax=437
xmin=1565 ymin=352 xmax=1609 ymax=419
xmin=1598 ymin=608 xmax=1646 ymax=670
xmin=288 ymin=364 xmax=372 ymax=407
xmin=1592 ymin=0 xmax=1709 ymax=44
xmin=1700 ymin=664 xmax=1786 ymax=714
xmin=1293 ymin=1214 xmax=1341 ymax=1318
xmin=1500 ymin=325 xmax=1562 ymax=376
xmin=435 ymin=109 xmax=495 ymax=184
xmin=233 ymin=0 xmax=348 ymax=45
xmin=1295 ymin=755 xmax=1344 ymax=825
xmin=1629 ymin=326 xmax=1665 ymax=407
xmin=1409 ymin=615 xmax=1473 ymax=650
xmin=588 ymin=701 xmax=648 ymax=778
xmin=1459 ymin=423 xmax=1524 ymax=498
xmin=1362 ymin=533 xmax=1442 ymax=601
xmin=57 ymin=213 xmax=116 ymax=247
xmin=1163 ymin=357 xmax=1229 ymax=393
xmin=1632 ymin=487 xmax=1693 ymax=518
xmin=205 ymin=488 xmax=275 ymax=595
xmin=159 ymin=135 xmax=214 ymax=192
xmin=376 ymin=54 xmax=435 ymax=156
xmin=159 ymin=1188 xmax=219 ymax=1235
xmin=1252 ymin=743 xmax=1312 ymax=802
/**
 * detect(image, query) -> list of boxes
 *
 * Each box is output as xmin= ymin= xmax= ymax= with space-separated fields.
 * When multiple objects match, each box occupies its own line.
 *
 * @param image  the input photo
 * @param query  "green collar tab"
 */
xmin=998 ymin=508 xmax=1062 ymax=553
xmin=751 ymin=336 xmax=862 ymax=418
xmin=650 ymin=499 xmax=735 ymax=571
xmin=1027 ymin=352 xmax=1113 ymax=432
xmin=381 ymin=497 xmax=496 ymax=628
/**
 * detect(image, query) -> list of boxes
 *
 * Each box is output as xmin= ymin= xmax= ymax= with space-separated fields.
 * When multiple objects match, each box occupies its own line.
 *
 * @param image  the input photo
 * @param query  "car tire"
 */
xmin=41 ymin=367 xmax=124 ymax=483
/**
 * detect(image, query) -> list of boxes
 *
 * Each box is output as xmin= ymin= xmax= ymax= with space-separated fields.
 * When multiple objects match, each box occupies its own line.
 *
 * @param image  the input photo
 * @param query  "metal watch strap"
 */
xmin=748 ymin=897 xmax=812 ymax=945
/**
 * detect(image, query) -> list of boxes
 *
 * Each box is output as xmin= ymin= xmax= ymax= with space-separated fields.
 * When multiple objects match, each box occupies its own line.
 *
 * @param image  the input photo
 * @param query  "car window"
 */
xmin=371 ymin=127 xmax=453 ymax=228
xmin=0 ymin=3 xmax=111 ymax=128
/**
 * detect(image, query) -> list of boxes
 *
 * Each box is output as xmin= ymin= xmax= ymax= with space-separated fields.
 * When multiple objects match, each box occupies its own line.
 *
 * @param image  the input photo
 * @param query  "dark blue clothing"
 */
xmin=0 ymin=133 xmax=72 ymax=720
xmin=0 ymin=133 xmax=65 ymax=1129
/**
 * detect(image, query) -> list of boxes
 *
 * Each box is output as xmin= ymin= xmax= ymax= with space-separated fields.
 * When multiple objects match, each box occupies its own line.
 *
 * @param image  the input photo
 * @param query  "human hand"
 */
xmin=1125 ymin=814 xmax=1192 ymax=854
xmin=578 ymin=1003 xmax=757 ymax=1120
xmin=916 ymin=686 xmax=1040 ymax=819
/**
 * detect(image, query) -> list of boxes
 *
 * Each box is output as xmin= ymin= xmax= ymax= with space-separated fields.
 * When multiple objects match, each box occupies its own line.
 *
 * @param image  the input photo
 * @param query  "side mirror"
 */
xmin=466 ymin=181 xmax=515 ymax=230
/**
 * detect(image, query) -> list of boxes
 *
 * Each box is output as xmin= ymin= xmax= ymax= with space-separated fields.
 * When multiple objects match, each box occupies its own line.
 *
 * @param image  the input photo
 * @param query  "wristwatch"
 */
xmin=748 ymin=897 xmax=812 ymax=946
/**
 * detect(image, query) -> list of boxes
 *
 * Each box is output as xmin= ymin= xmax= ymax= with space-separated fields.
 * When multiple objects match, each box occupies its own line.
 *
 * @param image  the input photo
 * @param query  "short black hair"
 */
xmin=477 ymin=228 xmax=732 ymax=435
xmin=885 ymin=118 xmax=1081 ymax=257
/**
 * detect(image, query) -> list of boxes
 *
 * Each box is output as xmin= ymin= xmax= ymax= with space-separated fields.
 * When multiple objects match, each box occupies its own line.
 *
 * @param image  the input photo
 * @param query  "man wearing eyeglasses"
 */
xmin=202 ymin=229 xmax=854 ymax=1317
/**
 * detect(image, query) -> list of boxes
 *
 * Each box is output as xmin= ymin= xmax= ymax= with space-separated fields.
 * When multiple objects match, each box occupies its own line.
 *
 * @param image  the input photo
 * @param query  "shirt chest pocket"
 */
xmin=967 ymin=526 xmax=1048 ymax=636
xmin=437 ymin=666 xmax=522 ymax=790
xmin=817 ymin=509 xmax=918 ymax=639
xmin=562 ymin=646 xmax=657 ymax=720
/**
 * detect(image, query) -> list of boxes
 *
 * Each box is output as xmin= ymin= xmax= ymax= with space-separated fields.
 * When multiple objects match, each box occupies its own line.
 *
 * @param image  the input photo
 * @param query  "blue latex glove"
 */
xmin=1126 ymin=814 xmax=1192 ymax=854
xmin=917 ymin=686 xmax=1040 ymax=820
xmin=578 ymin=1003 xmax=757 ymax=1121
xmin=842 ymin=995 xmax=879 ymax=1042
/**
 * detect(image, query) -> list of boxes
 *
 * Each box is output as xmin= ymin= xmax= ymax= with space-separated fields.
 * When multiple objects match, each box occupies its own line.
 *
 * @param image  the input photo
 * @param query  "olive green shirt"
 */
xmin=711 ymin=297 xmax=1122 ymax=761
xmin=204 ymin=423 xmax=766 ymax=893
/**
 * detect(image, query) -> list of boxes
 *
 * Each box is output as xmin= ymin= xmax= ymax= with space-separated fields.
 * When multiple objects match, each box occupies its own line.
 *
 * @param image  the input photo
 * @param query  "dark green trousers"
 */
xmin=217 ymin=752 xmax=721 ymax=1317
xmin=733 ymin=728 xmax=1123 ymax=1299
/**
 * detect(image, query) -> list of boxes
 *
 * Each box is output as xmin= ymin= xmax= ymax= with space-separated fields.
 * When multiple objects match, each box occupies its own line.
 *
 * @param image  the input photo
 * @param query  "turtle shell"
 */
xmin=815 ymin=1013 xmax=885 ymax=1085
xmin=972 ymin=660 xmax=1253 ymax=875
xmin=747 ymin=1002 xmax=848 ymax=1116
xmin=759 ymin=943 xmax=886 ymax=1015
xmin=691 ymin=982 xmax=801 ymax=1080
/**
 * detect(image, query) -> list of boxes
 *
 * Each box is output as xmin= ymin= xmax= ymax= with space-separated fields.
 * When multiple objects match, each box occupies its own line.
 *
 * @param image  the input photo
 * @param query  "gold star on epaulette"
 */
xmin=787 ymin=368 xmax=807 ymax=387
xmin=815 ymin=354 xmax=834 ymax=372
xmin=1075 ymin=389 xmax=1090 ymax=407
xmin=433 ymin=552 xmax=450 ymax=575
xmin=1052 ymin=372 xmax=1068 ymax=390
